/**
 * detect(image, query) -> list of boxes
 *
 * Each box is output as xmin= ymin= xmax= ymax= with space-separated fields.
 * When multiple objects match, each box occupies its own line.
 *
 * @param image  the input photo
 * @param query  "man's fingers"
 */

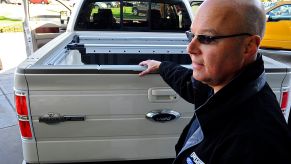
xmin=139 ymin=61 xmax=147 ymax=66
xmin=139 ymin=60 xmax=151 ymax=66
xmin=139 ymin=66 xmax=153 ymax=76
xmin=139 ymin=60 xmax=160 ymax=76
xmin=139 ymin=69 xmax=149 ymax=76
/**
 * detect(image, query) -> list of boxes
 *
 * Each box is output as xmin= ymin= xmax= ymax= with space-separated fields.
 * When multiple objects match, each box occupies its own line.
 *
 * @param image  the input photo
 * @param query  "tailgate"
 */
xmin=24 ymin=66 xmax=193 ymax=163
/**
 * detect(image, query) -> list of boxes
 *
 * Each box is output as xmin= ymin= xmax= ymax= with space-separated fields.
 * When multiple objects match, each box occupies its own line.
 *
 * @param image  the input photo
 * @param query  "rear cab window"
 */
xmin=75 ymin=0 xmax=191 ymax=32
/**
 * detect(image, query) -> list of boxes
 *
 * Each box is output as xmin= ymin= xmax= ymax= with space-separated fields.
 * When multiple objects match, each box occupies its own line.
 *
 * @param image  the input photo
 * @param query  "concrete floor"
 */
xmin=0 ymin=32 xmax=26 ymax=164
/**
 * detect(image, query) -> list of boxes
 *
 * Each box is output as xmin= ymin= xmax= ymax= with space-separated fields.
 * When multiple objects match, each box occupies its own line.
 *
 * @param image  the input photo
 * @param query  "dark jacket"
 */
xmin=159 ymin=55 xmax=291 ymax=164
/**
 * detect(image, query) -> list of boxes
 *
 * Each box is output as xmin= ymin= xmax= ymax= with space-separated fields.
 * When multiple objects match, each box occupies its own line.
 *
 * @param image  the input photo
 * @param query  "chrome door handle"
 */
xmin=146 ymin=109 xmax=181 ymax=122
xmin=151 ymin=89 xmax=176 ymax=96
xmin=148 ymin=88 xmax=178 ymax=102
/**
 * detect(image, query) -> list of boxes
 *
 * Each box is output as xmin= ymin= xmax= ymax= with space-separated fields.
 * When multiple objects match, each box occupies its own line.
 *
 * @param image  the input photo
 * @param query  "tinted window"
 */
xmin=267 ymin=4 xmax=291 ymax=21
xmin=75 ymin=0 xmax=191 ymax=32
xmin=268 ymin=4 xmax=291 ymax=17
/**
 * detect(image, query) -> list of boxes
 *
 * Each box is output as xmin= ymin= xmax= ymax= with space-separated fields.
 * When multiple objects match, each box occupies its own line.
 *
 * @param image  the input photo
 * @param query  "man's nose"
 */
xmin=187 ymin=38 xmax=201 ymax=55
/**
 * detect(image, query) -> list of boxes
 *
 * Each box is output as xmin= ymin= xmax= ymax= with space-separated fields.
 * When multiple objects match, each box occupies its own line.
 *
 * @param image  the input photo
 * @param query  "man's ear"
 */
xmin=244 ymin=35 xmax=261 ymax=59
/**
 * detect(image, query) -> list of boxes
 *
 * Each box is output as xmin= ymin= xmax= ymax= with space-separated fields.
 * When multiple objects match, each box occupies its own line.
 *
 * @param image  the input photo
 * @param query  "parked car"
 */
xmin=132 ymin=2 xmax=160 ymax=16
xmin=29 ymin=0 xmax=50 ymax=4
xmin=69 ymin=0 xmax=109 ymax=8
xmin=95 ymin=2 xmax=107 ymax=8
xmin=260 ymin=1 xmax=291 ymax=50
xmin=106 ymin=2 xmax=118 ymax=8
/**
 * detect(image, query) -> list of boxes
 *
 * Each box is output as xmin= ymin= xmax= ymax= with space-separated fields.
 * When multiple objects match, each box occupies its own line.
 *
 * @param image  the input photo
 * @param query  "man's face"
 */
xmin=187 ymin=2 xmax=249 ymax=90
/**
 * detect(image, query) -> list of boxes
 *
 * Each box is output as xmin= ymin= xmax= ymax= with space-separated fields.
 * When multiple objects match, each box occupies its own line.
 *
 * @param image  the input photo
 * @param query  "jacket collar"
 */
xmin=195 ymin=54 xmax=266 ymax=136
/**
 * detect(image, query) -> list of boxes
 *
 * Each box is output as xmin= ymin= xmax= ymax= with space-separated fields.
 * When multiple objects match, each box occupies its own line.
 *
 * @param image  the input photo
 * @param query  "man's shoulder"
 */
xmin=230 ymin=83 xmax=288 ymax=136
xmin=244 ymin=83 xmax=280 ymax=111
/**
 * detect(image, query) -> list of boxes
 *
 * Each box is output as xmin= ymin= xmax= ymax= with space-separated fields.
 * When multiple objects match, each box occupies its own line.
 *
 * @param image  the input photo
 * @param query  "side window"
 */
xmin=268 ymin=4 xmax=291 ymax=17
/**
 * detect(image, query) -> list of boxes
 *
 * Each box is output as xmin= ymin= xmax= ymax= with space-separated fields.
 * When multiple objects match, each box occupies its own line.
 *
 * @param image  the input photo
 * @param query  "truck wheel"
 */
xmin=132 ymin=8 xmax=139 ymax=16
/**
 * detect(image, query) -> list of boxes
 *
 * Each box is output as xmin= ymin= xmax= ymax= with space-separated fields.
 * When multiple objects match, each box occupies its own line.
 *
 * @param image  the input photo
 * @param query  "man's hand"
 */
xmin=138 ymin=60 xmax=161 ymax=76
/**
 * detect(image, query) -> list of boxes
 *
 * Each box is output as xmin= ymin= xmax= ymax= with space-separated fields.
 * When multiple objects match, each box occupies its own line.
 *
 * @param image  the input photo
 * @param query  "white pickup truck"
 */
xmin=16 ymin=0 xmax=291 ymax=163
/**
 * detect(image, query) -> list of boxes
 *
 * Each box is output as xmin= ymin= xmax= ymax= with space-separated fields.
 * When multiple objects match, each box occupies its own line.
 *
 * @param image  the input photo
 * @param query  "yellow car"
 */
xmin=260 ymin=1 xmax=291 ymax=50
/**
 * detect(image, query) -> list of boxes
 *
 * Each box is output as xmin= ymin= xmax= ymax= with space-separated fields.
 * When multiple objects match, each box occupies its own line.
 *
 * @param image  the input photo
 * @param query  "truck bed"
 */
xmin=18 ymin=32 xmax=291 ymax=101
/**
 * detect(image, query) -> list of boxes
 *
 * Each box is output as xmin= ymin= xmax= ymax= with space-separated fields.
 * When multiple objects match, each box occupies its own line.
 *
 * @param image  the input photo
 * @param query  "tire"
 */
xmin=132 ymin=8 xmax=138 ymax=16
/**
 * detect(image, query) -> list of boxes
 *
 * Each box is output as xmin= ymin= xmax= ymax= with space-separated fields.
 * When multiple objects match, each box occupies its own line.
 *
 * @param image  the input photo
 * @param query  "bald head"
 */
xmin=196 ymin=0 xmax=266 ymax=38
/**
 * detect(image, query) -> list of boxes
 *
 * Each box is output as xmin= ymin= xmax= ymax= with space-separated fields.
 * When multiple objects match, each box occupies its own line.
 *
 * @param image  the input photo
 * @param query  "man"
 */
xmin=139 ymin=0 xmax=291 ymax=163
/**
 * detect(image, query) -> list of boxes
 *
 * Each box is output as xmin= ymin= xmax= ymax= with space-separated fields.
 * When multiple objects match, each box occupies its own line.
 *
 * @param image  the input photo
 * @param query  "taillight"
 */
xmin=15 ymin=92 xmax=32 ymax=139
xmin=15 ymin=95 xmax=28 ymax=115
xmin=18 ymin=121 xmax=32 ymax=138
xmin=281 ymin=90 xmax=289 ymax=113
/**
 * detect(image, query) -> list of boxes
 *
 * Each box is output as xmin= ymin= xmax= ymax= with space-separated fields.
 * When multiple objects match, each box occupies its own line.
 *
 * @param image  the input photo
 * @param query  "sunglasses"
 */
xmin=185 ymin=31 xmax=253 ymax=44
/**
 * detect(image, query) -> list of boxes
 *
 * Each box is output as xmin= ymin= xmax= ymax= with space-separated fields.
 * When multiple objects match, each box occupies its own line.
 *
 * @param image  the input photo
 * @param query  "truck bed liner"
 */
xmin=59 ymin=35 xmax=191 ymax=65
